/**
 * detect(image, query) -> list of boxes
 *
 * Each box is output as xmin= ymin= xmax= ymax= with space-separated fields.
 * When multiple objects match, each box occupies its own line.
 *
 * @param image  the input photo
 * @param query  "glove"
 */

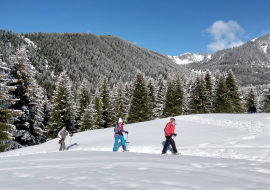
xmin=174 ymin=133 xmax=177 ymax=137
xmin=58 ymin=139 xmax=62 ymax=144
xmin=125 ymin=131 xmax=128 ymax=134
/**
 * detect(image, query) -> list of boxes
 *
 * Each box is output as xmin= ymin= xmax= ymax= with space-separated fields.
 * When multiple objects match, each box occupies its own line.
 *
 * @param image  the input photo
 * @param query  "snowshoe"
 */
xmin=122 ymin=145 xmax=129 ymax=152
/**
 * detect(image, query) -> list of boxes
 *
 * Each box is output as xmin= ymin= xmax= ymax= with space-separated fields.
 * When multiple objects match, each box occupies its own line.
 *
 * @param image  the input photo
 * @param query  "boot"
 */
xmin=122 ymin=145 xmax=128 ymax=152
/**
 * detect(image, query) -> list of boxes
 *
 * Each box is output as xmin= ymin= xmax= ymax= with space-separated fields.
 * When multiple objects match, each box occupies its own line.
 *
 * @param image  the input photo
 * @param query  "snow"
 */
xmin=23 ymin=37 xmax=37 ymax=48
xmin=170 ymin=56 xmax=193 ymax=65
xmin=262 ymin=44 xmax=268 ymax=53
xmin=168 ymin=53 xmax=211 ymax=65
xmin=1 ymin=113 xmax=270 ymax=189
xmin=251 ymin=37 xmax=258 ymax=42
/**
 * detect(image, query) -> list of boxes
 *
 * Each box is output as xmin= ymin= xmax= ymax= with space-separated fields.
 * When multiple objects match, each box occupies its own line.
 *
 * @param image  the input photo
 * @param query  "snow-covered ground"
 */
xmin=1 ymin=114 xmax=270 ymax=189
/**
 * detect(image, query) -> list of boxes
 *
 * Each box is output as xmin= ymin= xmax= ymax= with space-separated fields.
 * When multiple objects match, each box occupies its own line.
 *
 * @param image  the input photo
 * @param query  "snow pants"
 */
xmin=59 ymin=140 xmax=66 ymax=151
xmin=162 ymin=136 xmax=178 ymax=154
xmin=113 ymin=135 xmax=126 ymax=151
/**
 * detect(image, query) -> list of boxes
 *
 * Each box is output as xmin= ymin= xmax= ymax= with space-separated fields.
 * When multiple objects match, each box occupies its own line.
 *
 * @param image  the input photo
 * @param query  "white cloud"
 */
xmin=205 ymin=20 xmax=245 ymax=52
xmin=261 ymin=29 xmax=270 ymax=36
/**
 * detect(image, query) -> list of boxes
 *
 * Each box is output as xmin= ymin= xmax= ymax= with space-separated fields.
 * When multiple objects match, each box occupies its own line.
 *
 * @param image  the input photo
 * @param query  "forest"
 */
xmin=1 ymin=30 xmax=270 ymax=152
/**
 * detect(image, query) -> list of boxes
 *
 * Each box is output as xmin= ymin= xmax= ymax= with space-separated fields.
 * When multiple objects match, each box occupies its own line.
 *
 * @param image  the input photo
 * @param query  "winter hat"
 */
xmin=118 ymin=118 xmax=123 ymax=123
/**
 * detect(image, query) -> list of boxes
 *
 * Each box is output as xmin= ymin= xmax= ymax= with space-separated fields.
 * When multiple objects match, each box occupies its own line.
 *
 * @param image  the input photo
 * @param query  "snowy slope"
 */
xmin=1 ymin=114 xmax=270 ymax=189
xmin=168 ymin=53 xmax=211 ymax=65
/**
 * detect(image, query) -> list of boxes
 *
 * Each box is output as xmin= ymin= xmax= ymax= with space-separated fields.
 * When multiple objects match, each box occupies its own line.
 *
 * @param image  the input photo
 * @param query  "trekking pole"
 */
xmin=55 ymin=139 xmax=60 ymax=150
xmin=126 ymin=133 xmax=129 ymax=149
xmin=70 ymin=136 xmax=72 ymax=146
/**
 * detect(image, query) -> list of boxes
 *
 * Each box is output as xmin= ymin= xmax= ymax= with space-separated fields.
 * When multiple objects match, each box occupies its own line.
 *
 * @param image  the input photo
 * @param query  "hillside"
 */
xmin=0 ymin=30 xmax=190 ymax=98
xmin=185 ymin=35 xmax=270 ymax=86
xmin=1 ymin=113 xmax=270 ymax=189
xmin=24 ymin=32 xmax=189 ymax=97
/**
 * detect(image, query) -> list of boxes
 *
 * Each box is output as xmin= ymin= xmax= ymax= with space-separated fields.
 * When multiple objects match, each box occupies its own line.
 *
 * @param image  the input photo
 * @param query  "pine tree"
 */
xmin=188 ymin=76 xmax=201 ymax=114
xmin=204 ymin=71 xmax=213 ymax=112
xmin=182 ymin=77 xmax=189 ymax=114
xmin=147 ymin=79 xmax=156 ymax=120
xmin=79 ymin=102 xmax=96 ymax=131
xmin=93 ymin=93 xmax=104 ymax=128
xmin=78 ymin=79 xmax=91 ymax=119
xmin=163 ymin=80 xmax=175 ymax=117
xmin=0 ymin=58 xmax=18 ymax=152
xmin=245 ymin=88 xmax=257 ymax=113
xmin=127 ymin=74 xmax=152 ymax=123
xmin=114 ymin=81 xmax=128 ymax=122
xmin=153 ymin=76 xmax=166 ymax=118
xmin=48 ymin=71 xmax=76 ymax=139
xmin=225 ymin=71 xmax=244 ymax=113
xmin=123 ymin=83 xmax=132 ymax=122
xmin=173 ymin=76 xmax=184 ymax=116
xmin=263 ymin=88 xmax=270 ymax=112
xmin=213 ymin=75 xmax=229 ymax=113
xmin=9 ymin=47 xmax=46 ymax=146
xmin=100 ymin=78 xmax=115 ymax=128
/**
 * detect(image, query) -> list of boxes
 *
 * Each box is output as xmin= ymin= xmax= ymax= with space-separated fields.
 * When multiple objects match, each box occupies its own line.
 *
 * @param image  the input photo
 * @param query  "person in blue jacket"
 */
xmin=113 ymin=118 xmax=128 ymax=151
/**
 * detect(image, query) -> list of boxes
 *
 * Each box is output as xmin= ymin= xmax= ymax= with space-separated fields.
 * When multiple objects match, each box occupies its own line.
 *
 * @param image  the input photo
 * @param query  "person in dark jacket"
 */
xmin=113 ymin=118 xmax=128 ymax=151
xmin=162 ymin=118 xmax=179 ymax=155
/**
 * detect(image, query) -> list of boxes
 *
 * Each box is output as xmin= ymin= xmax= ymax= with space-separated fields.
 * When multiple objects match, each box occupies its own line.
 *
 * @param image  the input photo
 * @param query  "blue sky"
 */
xmin=1 ymin=0 xmax=270 ymax=55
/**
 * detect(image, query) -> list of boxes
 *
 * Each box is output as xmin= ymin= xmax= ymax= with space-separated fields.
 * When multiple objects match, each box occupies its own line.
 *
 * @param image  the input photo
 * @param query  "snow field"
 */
xmin=1 ymin=151 xmax=270 ymax=190
xmin=1 ymin=113 xmax=270 ymax=189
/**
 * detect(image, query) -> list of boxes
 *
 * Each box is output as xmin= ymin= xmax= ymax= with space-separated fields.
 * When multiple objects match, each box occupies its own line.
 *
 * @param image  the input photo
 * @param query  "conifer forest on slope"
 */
xmin=1 ymin=29 xmax=270 ymax=152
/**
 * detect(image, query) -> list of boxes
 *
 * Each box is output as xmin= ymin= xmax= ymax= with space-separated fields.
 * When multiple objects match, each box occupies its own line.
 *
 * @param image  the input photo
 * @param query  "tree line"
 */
xmin=1 ymin=41 xmax=270 ymax=152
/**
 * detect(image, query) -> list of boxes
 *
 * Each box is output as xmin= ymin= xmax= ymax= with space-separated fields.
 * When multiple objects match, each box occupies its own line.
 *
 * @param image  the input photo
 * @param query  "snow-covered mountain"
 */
xmin=168 ymin=53 xmax=211 ymax=65
xmin=186 ymin=34 xmax=270 ymax=86
xmin=1 ymin=114 xmax=270 ymax=189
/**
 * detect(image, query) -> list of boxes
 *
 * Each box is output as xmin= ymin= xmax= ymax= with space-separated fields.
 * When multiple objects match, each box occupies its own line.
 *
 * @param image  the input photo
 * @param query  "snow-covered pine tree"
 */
xmin=163 ymin=79 xmax=175 ymax=117
xmin=213 ymin=75 xmax=229 ymax=113
xmin=188 ymin=76 xmax=201 ymax=114
xmin=182 ymin=76 xmax=189 ymax=114
xmin=123 ymin=82 xmax=132 ymax=122
xmin=204 ymin=70 xmax=213 ymax=112
xmin=245 ymin=88 xmax=257 ymax=113
xmin=212 ymin=70 xmax=221 ymax=102
xmin=225 ymin=71 xmax=244 ymax=113
xmin=147 ymin=78 xmax=156 ymax=120
xmin=0 ymin=58 xmax=18 ymax=152
xmin=9 ymin=47 xmax=46 ymax=146
xmin=78 ymin=79 xmax=91 ymax=122
xmin=173 ymin=76 xmax=184 ymax=116
xmin=262 ymin=88 xmax=270 ymax=112
xmin=154 ymin=75 xmax=166 ymax=118
xmin=43 ymin=95 xmax=50 ymax=131
xmin=100 ymin=78 xmax=115 ymax=128
xmin=48 ymin=71 xmax=76 ymax=139
xmin=79 ymin=102 xmax=96 ymax=131
xmin=127 ymin=73 xmax=152 ymax=123
xmin=114 ymin=81 xmax=128 ymax=122
xmin=93 ymin=90 xmax=104 ymax=128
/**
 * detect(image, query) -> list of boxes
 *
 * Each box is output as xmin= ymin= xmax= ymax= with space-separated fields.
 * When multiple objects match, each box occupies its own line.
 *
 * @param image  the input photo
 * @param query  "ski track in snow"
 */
xmin=1 ymin=114 xmax=270 ymax=189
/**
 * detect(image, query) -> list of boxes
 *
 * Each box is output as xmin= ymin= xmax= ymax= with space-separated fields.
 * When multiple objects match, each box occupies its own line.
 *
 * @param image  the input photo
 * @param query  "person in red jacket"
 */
xmin=162 ymin=118 xmax=179 ymax=155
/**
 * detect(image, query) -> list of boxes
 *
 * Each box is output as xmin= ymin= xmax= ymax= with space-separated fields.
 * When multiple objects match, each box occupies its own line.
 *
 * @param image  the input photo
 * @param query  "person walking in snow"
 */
xmin=58 ymin=126 xmax=72 ymax=151
xmin=113 ymin=118 xmax=129 ymax=151
xmin=162 ymin=118 xmax=179 ymax=155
